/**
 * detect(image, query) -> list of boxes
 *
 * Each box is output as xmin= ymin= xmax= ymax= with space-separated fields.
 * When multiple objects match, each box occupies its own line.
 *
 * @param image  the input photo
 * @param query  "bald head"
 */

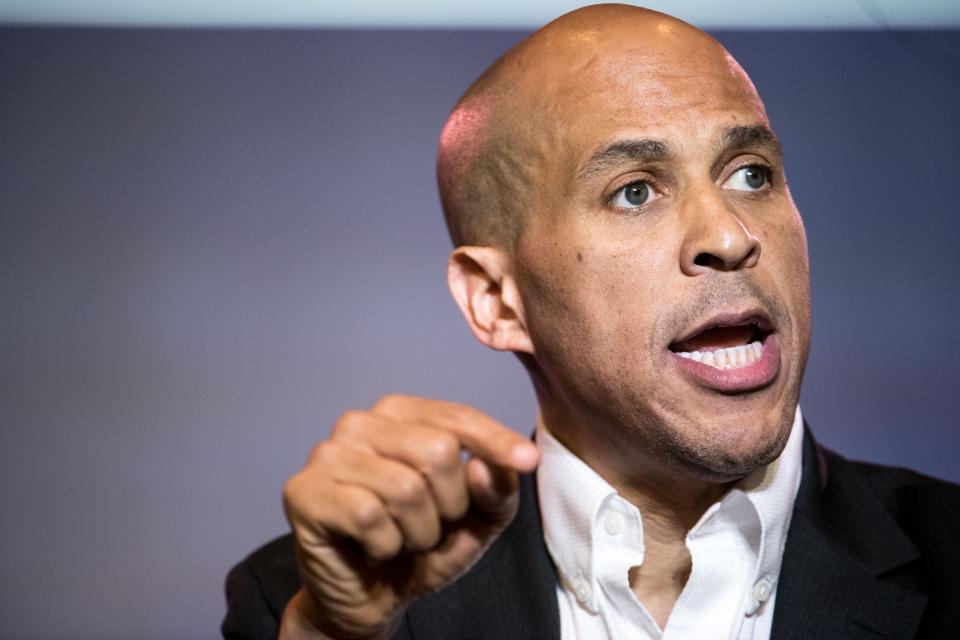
xmin=436 ymin=3 xmax=767 ymax=249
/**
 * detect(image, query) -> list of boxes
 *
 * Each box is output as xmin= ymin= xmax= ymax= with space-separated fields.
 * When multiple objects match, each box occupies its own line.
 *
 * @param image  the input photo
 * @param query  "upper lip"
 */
xmin=669 ymin=307 xmax=775 ymax=348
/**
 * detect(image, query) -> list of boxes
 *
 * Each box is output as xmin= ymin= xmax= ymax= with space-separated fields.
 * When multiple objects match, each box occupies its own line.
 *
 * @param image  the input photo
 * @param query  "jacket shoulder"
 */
xmin=221 ymin=534 xmax=300 ymax=640
xmin=845 ymin=457 xmax=960 ymax=557
xmin=845 ymin=456 xmax=960 ymax=518
xmin=832 ymin=453 xmax=960 ymax=637
xmin=852 ymin=458 xmax=960 ymax=493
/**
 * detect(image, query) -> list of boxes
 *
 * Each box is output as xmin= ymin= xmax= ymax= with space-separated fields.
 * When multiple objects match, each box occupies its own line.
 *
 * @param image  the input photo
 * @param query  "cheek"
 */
xmin=758 ymin=210 xmax=812 ymax=337
xmin=514 ymin=205 xmax=679 ymax=380
xmin=519 ymin=244 xmax=664 ymax=376
xmin=786 ymin=225 xmax=813 ymax=345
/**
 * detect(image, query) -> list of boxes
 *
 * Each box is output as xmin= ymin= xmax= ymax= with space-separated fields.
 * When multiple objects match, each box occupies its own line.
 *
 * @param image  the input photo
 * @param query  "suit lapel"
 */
xmin=772 ymin=429 xmax=928 ymax=639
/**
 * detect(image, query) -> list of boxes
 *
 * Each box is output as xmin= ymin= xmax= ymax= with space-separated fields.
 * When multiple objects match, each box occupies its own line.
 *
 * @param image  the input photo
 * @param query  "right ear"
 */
xmin=447 ymin=246 xmax=535 ymax=354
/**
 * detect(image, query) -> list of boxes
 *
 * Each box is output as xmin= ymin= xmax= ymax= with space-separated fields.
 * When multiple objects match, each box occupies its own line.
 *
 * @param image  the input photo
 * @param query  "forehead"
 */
xmin=591 ymin=57 xmax=759 ymax=123
xmin=523 ymin=30 xmax=768 ymax=170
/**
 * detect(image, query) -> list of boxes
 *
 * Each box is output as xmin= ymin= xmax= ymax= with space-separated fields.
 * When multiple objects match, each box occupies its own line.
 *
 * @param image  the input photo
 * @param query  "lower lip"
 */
xmin=671 ymin=334 xmax=781 ymax=393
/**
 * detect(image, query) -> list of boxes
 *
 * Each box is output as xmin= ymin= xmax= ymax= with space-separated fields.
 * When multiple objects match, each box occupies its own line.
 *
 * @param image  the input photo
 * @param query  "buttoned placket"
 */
xmin=537 ymin=407 xmax=805 ymax=640
xmin=593 ymin=495 xmax=656 ymax=633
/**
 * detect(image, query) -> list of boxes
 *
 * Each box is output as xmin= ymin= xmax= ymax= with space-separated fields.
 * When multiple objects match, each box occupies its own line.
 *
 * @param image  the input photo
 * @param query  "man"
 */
xmin=223 ymin=4 xmax=960 ymax=639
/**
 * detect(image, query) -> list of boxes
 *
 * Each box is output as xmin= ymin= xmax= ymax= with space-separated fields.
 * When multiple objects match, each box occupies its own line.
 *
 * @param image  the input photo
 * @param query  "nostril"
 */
xmin=694 ymin=253 xmax=715 ymax=267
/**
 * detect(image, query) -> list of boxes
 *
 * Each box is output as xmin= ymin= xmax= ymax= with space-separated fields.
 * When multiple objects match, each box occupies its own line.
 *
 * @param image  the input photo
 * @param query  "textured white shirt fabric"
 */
xmin=536 ymin=408 xmax=805 ymax=640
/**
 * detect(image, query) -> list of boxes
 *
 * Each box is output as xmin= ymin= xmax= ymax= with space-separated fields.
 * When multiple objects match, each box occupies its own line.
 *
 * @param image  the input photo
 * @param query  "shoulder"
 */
xmin=228 ymin=533 xmax=301 ymax=601
xmin=776 ymin=436 xmax=960 ymax=637
xmin=829 ymin=447 xmax=960 ymax=515
xmin=221 ymin=534 xmax=300 ymax=639
xmin=840 ymin=453 xmax=960 ymax=552
xmin=820 ymin=446 xmax=960 ymax=589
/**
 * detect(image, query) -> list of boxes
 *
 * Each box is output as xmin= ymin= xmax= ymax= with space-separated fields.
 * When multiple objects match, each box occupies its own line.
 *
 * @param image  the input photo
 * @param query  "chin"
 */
xmin=658 ymin=406 xmax=796 ymax=482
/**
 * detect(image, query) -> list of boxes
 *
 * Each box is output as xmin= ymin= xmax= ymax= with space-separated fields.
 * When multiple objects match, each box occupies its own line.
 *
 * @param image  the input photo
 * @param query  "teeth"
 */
xmin=677 ymin=341 xmax=764 ymax=371
xmin=715 ymin=349 xmax=728 ymax=368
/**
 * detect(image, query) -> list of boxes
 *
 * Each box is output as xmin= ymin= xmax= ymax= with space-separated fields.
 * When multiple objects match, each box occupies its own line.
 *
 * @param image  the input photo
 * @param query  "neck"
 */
xmin=538 ymin=409 xmax=735 ymax=629
xmin=538 ymin=409 xmax=733 ymax=530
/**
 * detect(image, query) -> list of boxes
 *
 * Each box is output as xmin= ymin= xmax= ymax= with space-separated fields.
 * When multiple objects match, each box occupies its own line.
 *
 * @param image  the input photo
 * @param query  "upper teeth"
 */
xmin=677 ymin=341 xmax=763 ymax=370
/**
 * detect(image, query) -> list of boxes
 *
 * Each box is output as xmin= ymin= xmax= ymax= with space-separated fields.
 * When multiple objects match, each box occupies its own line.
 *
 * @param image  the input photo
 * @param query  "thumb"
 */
xmin=466 ymin=456 xmax=520 ymax=528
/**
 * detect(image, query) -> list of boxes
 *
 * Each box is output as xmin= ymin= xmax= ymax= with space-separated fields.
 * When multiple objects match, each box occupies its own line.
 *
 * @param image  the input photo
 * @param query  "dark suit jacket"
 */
xmin=222 ymin=431 xmax=960 ymax=639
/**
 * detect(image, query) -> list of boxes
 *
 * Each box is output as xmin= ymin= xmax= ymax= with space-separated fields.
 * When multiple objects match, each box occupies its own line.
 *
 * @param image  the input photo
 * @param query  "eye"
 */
xmin=610 ymin=180 xmax=657 ymax=209
xmin=725 ymin=165 xmax=771 ymax=192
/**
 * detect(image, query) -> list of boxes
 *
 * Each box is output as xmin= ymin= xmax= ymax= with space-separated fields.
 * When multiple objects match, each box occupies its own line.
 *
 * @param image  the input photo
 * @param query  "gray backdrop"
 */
xmin=1 ymin=27 xmax=958 ymax=639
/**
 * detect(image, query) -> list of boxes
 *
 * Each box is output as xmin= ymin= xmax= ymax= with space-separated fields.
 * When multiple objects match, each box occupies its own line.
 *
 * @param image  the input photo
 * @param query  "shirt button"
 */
xmin=753 ymin=577 xmax=772 ymax=603
xmin=604 ymin=512 xmax=624 ymax=536
xmin=574 ymin=579 xmax=592 ymax=603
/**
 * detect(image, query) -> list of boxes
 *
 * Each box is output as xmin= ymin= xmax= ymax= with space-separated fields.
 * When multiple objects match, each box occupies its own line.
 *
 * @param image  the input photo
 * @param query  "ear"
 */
xmin=447 ymin=246 xmax=535 ymax=354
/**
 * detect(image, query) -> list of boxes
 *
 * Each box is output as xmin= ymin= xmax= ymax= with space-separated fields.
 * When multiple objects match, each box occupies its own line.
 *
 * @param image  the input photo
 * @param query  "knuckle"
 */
xmin=332 ymin=410 xmax=367 ymax=438
xmin=442 ymin=401 xmax=478 ymax=427
xmin=307 ymin=440 xmax=337 ymax=465
xmin=450 ymin=402 xmax=479 ymax=421
xmin=391 ymin=473 xmax=427 ymax=506
xmin=423 ymin=433 xmax=460 ymax=468
xmin=373 ymin=393 xmax=408 ymax=412
xmin=282 ymin=473 xmax=305 ymax=507
xmin=351 ymin=495 xmax=386 ymax=530
xmin=282 ymin=474 xmax=318 ymax=523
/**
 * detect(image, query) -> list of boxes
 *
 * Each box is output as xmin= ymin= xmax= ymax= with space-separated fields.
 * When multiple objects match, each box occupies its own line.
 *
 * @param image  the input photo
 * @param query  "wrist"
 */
xmin=279 ymin=589 xmax=402 ymax=640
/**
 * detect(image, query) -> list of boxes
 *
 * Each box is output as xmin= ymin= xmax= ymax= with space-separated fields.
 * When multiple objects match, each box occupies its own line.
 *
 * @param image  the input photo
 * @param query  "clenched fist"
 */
xmin=278 ymin=395 xmax=541 ymax=640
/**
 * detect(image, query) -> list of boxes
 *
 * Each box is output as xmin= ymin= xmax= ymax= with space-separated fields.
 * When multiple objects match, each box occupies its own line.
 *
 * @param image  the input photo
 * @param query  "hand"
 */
xmin=279 ymin=395 xmax=541 ymax=640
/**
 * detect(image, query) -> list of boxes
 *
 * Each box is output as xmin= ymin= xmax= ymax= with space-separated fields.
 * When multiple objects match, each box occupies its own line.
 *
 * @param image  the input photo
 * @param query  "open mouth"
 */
xmin=668 ymin=313 xmax=774 ymax=371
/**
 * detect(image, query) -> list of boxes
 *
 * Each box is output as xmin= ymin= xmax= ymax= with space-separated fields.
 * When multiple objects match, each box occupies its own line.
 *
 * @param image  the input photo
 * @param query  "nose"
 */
xmin=679 ymin=188 xmax=761 ymax=275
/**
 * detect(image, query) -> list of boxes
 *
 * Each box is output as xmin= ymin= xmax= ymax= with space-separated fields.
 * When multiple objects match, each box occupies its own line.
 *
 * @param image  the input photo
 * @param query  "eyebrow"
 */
xmin=720 ymin=124 xmax=782 ymax=159
xmin=574 ymin=138 xmax=672 ymax=185
xmin=573 ymin=123 xmax=783 ymax=186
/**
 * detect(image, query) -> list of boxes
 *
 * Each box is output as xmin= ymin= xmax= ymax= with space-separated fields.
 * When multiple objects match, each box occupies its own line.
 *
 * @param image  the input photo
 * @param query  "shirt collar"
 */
xmin=536 ymin=407 xmax=805 ymax=614
xmin=730 ymin=406 xmax=805 ymax=614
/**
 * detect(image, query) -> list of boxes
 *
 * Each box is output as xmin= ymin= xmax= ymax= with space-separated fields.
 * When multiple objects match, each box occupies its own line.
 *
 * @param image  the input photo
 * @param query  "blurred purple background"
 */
xmin=1 ymin=27 xmax=958 ymax=639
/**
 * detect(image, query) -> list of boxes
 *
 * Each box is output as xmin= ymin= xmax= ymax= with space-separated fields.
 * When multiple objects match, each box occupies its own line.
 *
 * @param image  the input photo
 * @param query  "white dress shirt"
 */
xmin=536 ymin=408 xmax=805 ymax=639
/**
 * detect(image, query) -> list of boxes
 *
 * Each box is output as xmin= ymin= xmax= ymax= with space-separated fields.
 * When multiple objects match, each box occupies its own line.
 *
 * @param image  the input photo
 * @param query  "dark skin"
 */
xmin=281 ymin=5 xmax=813 ymax=638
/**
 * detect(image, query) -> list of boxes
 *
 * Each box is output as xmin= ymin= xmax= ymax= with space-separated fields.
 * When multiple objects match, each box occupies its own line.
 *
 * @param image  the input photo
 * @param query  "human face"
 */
xmin=512 ymin=31 xmax=812 ymax=483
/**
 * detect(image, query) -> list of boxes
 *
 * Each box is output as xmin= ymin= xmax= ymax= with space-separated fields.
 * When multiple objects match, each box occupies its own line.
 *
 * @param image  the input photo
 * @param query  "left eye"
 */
xmin=726 ymin=165 xmax=770 ymax=191
xmin=610 ymin=180 xmax=657 ymax=209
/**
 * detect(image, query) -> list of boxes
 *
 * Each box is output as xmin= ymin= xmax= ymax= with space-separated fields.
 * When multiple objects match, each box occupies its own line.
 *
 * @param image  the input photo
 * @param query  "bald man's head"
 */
xmin=442 ymin=3 xmax=810 ymax=483
xmin=436 ymin=3 xmax=767 ymax=249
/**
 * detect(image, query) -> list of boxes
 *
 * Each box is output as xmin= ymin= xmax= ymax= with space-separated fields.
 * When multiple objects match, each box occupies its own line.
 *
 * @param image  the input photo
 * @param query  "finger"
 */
xmin=465 ymin=457 xmax=520 ymax=527
xmin=316 ymin=442 xmax=443 ymax=552
xmin=371 ymin=395 xmax=540 ymax=472
xmin=284 ymin=472 xmax=403 ymax=563
xmin=331 ymin=413 xmax=469 ymax=521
